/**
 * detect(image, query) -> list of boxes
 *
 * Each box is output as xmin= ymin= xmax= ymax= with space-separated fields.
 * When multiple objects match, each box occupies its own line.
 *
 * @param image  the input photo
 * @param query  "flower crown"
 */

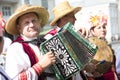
xmin=89 ymin=15 xmax=108 ymax=27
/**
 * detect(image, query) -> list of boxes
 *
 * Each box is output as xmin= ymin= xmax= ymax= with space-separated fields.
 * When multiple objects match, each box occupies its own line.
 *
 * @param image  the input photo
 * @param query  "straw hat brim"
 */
xmin=50 ymin=7 xmax=81 ymax=26
xmin=5 ymin=6 xmax=49 ymax=35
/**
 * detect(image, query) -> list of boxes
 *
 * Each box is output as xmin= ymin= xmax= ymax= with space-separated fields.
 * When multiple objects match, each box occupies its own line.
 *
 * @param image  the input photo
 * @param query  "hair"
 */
xmin=90 ymin=26 xmax=95 ymax=30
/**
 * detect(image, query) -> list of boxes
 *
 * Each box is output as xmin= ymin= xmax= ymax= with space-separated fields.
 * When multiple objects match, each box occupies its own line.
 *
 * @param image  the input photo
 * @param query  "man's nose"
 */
xmin=29 ymin=22 xmax=34 ymax=27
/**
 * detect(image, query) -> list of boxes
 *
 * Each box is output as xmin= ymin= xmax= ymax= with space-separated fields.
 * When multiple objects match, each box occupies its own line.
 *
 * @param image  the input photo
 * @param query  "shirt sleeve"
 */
xmin=5 ymin=42 xmax=42 ymax=80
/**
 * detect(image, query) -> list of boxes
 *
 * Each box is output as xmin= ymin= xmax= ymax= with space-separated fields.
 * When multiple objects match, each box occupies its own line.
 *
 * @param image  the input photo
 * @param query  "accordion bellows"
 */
xmin=40 ymin=22 xmax=98 ymax=80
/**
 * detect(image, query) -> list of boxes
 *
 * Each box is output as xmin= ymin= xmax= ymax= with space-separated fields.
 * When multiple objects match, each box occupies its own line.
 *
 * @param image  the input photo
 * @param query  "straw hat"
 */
xmin=5 ymin=4 xmax=49 ymax=35
xmin=50 ymin=1 xmax=82 ymax=26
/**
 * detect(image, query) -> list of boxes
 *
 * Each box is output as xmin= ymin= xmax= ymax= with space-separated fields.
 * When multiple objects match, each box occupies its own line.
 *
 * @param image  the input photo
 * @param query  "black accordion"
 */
xmin=40 ymin=22 xmax=98 ymax=80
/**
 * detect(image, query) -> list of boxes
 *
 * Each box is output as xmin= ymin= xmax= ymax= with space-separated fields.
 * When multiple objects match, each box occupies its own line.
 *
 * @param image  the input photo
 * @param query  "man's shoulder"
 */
xmin=3 ymin=37 xmax=12 ymax=42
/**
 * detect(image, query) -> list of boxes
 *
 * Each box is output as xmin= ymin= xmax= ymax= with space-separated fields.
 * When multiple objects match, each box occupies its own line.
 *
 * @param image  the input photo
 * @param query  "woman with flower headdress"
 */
xmin=82 ymin=14 xmax=119 ymax=80
xmin=89 ymin=15 xmax=108 ymax=39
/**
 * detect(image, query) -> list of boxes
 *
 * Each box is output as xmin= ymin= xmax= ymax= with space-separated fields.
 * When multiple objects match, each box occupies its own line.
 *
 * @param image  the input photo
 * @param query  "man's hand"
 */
xmin=78 ymin=27 xmax=89 ymax=38
xmin=38 ymin=51 xmax=56 ymax=70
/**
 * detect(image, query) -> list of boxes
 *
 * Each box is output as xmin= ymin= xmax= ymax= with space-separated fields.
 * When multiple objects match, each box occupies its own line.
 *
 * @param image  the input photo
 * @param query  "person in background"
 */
xmin=0 ymin=12 xmax=11 ymax=80
xmin=0 ymin=13 xmax=4 ymax=66
xmin=0 ymin=12 xmax=12 ymax=56
xmin=44 ymin=1 xmax=89 ymax=80
xmin=5 ymin=4 xmax=56 ymax=80
xmin=0 ymin=12 xmax=12 ymax=71
xmin=82 ymin=15 xmax=118 ymax=80
xmin=0 ymin=12 xmax=4 ymax=66
xmin=44 ymin=1 xmax=87 ymax=40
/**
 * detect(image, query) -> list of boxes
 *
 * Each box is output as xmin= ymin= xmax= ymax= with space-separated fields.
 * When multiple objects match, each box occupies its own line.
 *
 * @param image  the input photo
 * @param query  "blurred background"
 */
xmin=0 ymin=0 xmax=120 ymax=52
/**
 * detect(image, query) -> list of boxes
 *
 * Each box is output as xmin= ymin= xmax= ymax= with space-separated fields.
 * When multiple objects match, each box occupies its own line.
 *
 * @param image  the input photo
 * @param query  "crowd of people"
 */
xmin=0 ymin=1 xmax=120 ymax=80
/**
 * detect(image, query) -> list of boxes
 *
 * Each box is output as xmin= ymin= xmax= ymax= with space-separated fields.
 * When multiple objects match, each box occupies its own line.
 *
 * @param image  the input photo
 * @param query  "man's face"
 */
xmin=90 ymin=24 xmax=107 ymax=38
xmin=17 ymin=13 xmax=41 ymax=38
xmin=57 ymin=12 xmax=76 ymax=28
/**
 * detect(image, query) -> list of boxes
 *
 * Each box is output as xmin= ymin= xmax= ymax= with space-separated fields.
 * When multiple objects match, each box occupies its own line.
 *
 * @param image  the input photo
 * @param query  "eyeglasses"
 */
xmin=20 ymin=19 xmax=41 ymax=27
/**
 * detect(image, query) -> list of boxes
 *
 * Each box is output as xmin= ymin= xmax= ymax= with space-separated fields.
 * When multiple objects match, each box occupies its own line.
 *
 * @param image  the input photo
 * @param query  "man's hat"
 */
xmin=5 ymin=4 xmax=49 ymax=35
xmin=50 ymin=1 xmax=82 ymax=26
